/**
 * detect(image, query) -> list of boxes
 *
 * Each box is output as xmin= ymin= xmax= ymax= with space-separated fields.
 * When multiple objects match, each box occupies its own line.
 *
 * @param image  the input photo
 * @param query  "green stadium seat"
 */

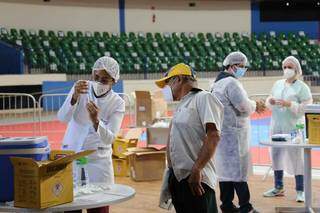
xmin=172 ymin=32 xmax=180 ymax=42
xmin=102 ymin=32 xmax=110 ymax=39
xmin=76 ymin=31 xmax=84 ymax=37
xmin=146 ymin=32 xmax=154 ymax=41
xmin=93 ymin=31 xmax=101 ymax=39
xmin=67 ymin=31 xmax=75 ymax=38
xmin=10 ymin=28 xmax=18 ymax=37
xmin=1 ymin=29 xmax=317 ymax=75
xmin=0 ymin=27 xmax=9 ymax=35
xmin=197 ymin=33 xmax=205 ymax=42
xmin=48 ymin=30 xmax=56 ymax=38
xmin=224 ymin=32 xmax=232 ymax=41
xmin=154 ymin=32 xmax=162 ymax=41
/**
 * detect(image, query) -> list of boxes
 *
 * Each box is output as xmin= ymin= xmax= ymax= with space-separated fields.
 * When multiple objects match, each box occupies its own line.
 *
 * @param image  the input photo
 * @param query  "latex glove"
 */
xmin=269 ymin=98 xmax=276 ymax=105
xmin=275 ymin=99 xmax=291 ymax=108
xmin=86 ymin=101 xmax=99 ymax=127
xmin=71 ymin=80 xmax=89 ymax=105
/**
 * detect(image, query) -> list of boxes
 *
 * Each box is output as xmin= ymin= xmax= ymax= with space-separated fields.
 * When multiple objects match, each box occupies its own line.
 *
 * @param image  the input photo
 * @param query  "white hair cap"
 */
xmin=223 ymin=51 xmax=248 ymax=67
xmin=282 ymin=56 xmax=302 ymax=76
xmin=92 ymin=56 xmax=120 ymax=82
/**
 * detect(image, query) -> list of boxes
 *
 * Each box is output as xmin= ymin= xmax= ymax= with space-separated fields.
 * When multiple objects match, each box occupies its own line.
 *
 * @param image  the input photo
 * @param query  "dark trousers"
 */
xmin=169 ymin=169 xmax=218 ymax=213
xmin=219 ymin=181 xmax=253 ymax=213
xmin=274 ymin=170 xmax=304 ymax=191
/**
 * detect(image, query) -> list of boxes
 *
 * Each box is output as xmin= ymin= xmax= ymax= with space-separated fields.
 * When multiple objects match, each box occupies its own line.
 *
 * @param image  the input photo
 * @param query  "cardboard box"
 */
xmin=112 ymin=128 xmax=143 ymax=177
xmin=10 ymin=150 xmax=94 ymax=209
xmin=112 ymin=157 xmax=129 ymax=177
xmin=135 ymin=91 xmax=167 ymax=126
xmin=113 ymin=137 xmax=138 ymax=158
xmin=147 ymin=127 xmax=170 ymax=145
xmin=113 ymin=128 xmax=143 ymax=158
xmin=124 ymin=147 xmax=166 ymax=181
xmin=50 ymin=150 xmax=75 ymax=160
xmin=121 ymin=128 xmax=144 ymax=140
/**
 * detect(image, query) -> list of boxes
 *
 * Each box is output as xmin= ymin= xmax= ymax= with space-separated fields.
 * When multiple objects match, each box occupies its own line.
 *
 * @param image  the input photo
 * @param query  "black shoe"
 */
xmin=242 ymin=208 xmax=259 ymax=213
xmin=239 ymin=206 xmax=259 ymax=213
xmin=221 ymin=205 xmax=240 ymax=213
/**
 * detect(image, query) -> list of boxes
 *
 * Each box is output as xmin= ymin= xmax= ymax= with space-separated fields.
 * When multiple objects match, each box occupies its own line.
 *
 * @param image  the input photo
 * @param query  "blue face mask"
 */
xmin=234 ymin=67 xmax=247 ymax=78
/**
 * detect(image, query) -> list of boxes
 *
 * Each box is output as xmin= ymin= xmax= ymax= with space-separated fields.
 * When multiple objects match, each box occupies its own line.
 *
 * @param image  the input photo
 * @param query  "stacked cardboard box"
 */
xmin=124 ymin=147 xmax=166 ymax=181
xmin=146 ymin=127 xmax=170 ymax=146
xmin=112 ymin=128 xmax=142 ymax=177
xmin=112 ymin=127 xmax=167 ymax=181
xmin=135 ymin=90 xmax=167 ymax=126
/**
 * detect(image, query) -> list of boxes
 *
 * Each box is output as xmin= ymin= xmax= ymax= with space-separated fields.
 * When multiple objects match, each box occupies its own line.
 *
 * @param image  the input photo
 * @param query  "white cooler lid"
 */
xmin=0 ymin=146 xmax=50 ymax=155
xmin=0 ymin=136 xmax=48 ymax=146
xmin=304 ymin=104 xmax=320 ymax=114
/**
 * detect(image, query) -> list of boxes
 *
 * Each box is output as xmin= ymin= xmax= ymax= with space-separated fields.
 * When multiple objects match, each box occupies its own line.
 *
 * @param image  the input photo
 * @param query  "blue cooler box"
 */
xmin=0 ymin=136 xmax=50 ymax=202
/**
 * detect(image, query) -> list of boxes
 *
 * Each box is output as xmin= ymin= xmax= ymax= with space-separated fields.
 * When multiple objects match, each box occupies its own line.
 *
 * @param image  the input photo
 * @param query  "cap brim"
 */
xmin=155 ymin=76 xmax=170 ymax=88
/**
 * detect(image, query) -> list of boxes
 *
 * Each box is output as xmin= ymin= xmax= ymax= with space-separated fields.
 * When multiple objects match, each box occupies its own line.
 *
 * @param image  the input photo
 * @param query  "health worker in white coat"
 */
xmin=211 ymin=51 xmax=265 ymax=213
xmin=58 ymin=56 xmax=125 ymax=186
xmin=263 ymin=56 xmax=312 ymax=203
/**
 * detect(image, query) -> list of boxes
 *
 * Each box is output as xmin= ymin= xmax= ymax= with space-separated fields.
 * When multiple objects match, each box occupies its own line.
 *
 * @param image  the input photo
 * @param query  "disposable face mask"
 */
xmin=283 ymin=68 xmax=295 ymax=79
xmin=234 ymin=67 xmax=247 ymax=78
xmin=161 ymin=85 xmax=174 ymax=102
xmin=92 ymin=81 xmax=111 ymax=97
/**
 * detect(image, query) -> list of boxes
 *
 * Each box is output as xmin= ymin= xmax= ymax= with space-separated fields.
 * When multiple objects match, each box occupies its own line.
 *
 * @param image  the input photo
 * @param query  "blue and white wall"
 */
xmin=0 ymin=0 xmax=250 ymax=33
xmin=0 ymin=0 xmax=318 ymax=38
xmin=251 ymin=2 xmax=320 ymax=39
xmin=124 ymin=0 xmax=250 ymax=33
xmin=0 ymin=0 xmax=119 ymax=32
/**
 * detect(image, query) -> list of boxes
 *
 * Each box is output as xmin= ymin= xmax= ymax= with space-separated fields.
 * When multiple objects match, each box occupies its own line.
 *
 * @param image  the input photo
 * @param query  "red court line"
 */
xmin=0 ymin=114 xmax=133 ymax=149
xmin=251 ymin=110 xmax=272 ymax=120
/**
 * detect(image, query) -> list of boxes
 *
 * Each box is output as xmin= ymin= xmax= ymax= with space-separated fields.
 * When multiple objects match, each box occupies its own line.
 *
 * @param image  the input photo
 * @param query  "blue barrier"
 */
xmin=0 ymin=41 xmax=24 ymax=74
xmin=42 ymin=81 xmax=74 ymax=111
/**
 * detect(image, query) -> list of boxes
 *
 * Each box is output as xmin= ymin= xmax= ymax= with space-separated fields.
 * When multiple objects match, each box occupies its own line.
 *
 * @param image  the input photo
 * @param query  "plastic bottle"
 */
xmin=76 ymin=157 xmax=89 ymax=187
xmin=296 ymin=124 xmax=305 ymax=144
xmin=298 ymin=124 xmax=306 ymax=143
xmin=290 ymin=129 xmax=297 ymax=142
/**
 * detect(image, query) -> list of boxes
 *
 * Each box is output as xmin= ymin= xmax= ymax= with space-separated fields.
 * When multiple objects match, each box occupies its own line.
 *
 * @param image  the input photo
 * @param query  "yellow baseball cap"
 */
xmin=155 ymin=63 xmax=196 ymax=88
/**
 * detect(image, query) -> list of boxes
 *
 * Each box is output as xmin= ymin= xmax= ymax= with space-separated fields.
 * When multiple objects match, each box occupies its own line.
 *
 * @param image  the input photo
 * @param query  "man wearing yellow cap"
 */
xmin=156 ymin=63 xmax=224 ymax=213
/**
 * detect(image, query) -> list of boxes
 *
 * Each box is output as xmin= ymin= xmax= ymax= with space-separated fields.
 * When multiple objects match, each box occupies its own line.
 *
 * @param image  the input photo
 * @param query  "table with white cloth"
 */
xmin=260 ymin=141 xmax=320 ymax=213
xmin=0 ymin=184 xmax=135 ymax=213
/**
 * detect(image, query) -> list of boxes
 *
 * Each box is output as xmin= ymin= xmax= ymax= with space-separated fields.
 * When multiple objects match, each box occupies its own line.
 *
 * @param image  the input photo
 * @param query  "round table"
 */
xmin=260 ymin=141 xmax=320 ymax=213
xmin=0 ymin=184 xmax=135 ymax=213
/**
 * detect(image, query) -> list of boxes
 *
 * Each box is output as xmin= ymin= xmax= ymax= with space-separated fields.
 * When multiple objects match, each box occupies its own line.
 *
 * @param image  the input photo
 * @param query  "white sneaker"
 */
xmin=296 ymin=191 xmax=305 ymax=202
xmin=263 ymin=188 xmax=285 ymax=197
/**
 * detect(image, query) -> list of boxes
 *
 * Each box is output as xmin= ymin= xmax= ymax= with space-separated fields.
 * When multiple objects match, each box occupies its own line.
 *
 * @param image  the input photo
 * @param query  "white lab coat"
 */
xmin=211 ymin=76 xmax=256 ymax=182
xmin=266 ymin=79 xmax=312 ymax=175
xmin=57 ymin=81 xmax=125 ymax=184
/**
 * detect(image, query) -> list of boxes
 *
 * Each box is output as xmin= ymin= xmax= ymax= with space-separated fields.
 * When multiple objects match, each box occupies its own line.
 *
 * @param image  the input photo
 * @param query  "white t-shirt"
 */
xmin=169 ymin=89 xmax=223 ymax=189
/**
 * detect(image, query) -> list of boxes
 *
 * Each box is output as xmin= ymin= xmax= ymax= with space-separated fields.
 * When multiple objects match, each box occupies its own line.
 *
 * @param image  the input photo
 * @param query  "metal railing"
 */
xmin=0 ymin=93 xmax=37 ymax=137
xmin=117 ymin=93 xmax=134 ymax=128
xmin=304 ymin=75 xmax=320 ymax=87
xmin=37 ymin=93 xmax=69 ymax=149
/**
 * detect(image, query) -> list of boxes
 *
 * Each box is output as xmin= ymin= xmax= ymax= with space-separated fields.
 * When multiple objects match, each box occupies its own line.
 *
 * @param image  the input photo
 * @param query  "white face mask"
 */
xmin=92 ymin=81 xmax=111 ymax=97
xmin=283 ymin=68 xmax=296 ymax=79
xmin=161 ymin=85 xmax=174 ymax=102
